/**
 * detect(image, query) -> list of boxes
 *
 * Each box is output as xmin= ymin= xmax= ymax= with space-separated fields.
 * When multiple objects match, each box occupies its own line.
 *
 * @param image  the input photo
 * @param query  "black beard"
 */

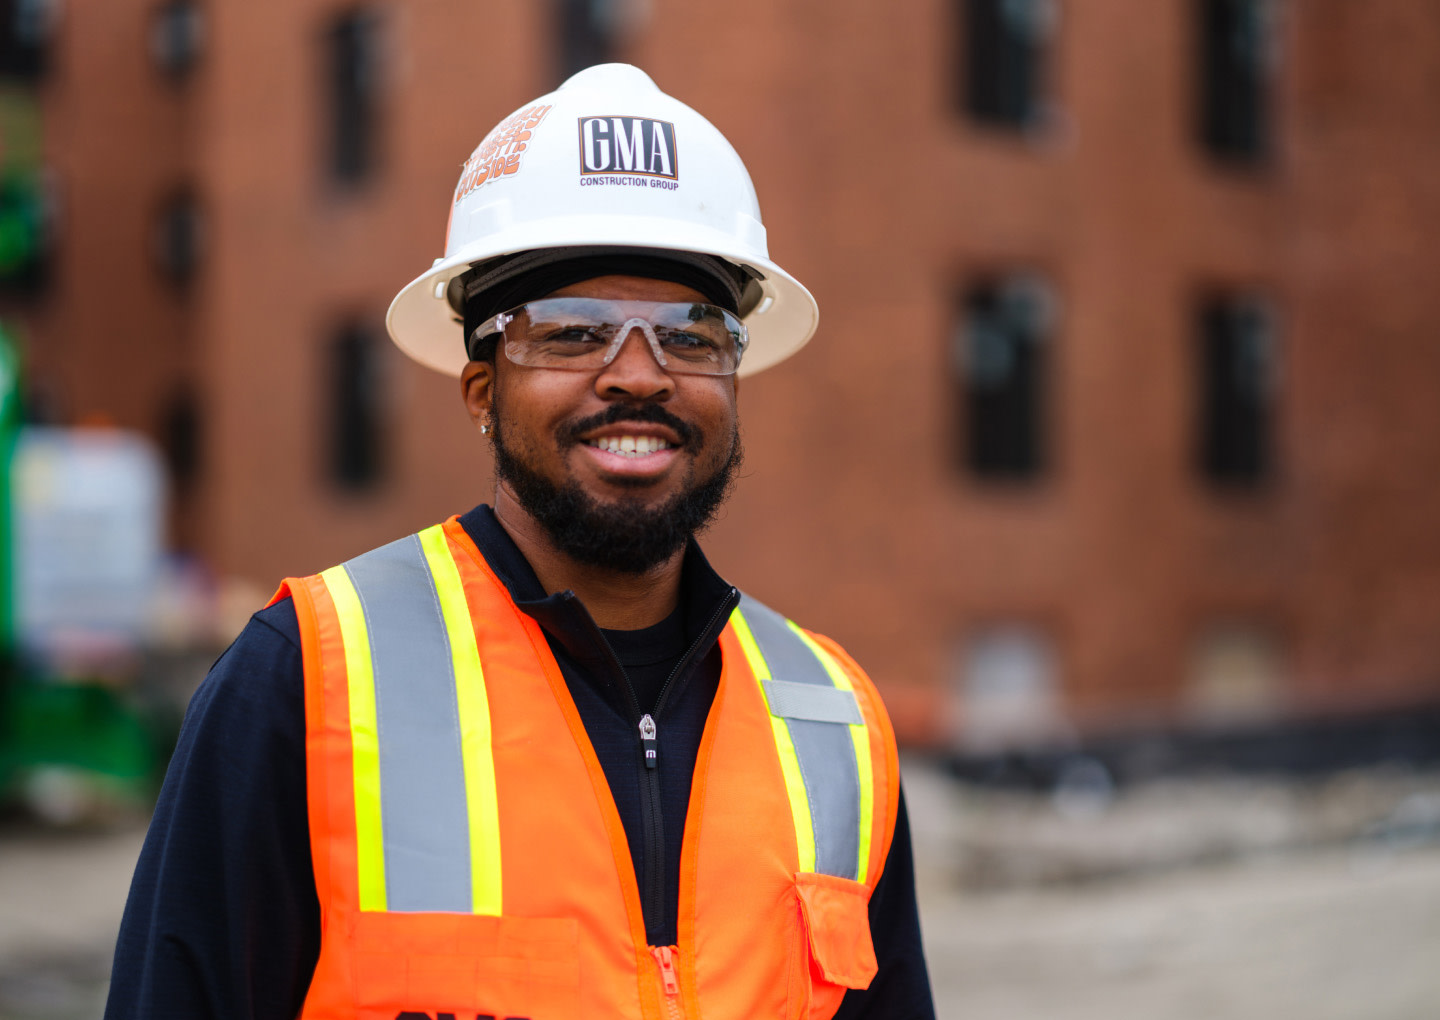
xmin=490 ymin=400 xmax=742 ymax=575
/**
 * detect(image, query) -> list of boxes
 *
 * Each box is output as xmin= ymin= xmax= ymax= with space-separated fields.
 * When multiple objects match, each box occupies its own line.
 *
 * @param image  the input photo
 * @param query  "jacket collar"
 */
xmin=454 ymin=504 xmax=739 ymax=712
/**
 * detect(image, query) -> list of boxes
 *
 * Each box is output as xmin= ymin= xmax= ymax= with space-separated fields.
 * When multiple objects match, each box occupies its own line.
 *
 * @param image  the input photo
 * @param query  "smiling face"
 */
xmin=460 ymin=274 xmax=743 ymax=573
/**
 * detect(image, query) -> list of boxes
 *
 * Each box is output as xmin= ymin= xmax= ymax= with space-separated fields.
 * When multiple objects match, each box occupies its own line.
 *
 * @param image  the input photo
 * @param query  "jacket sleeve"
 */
xmin=104 ymin=599 xmax=320 ymax=1020
xmin=833 ymin=786 xmax=937 ymax=1020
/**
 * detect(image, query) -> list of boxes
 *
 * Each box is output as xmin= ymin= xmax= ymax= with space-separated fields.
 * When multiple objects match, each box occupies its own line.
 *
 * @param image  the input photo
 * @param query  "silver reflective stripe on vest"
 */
xmin=762 ymin=678 xmax=863 ymax=725
xmin=344 ymin=534 xmax=471 ymax=912
xmin=740 ymin=594 xmax=863 ymax=880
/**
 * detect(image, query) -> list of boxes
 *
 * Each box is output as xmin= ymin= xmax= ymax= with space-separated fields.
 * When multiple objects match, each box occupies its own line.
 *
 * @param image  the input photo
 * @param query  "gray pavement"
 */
xmin=906 ymin=759 xmax=1440 ymax=1019
xmin=917 ymin=833 xmax=1440 ymax=1019
xmin=0 ymin=824 xmax=142 ymax=1020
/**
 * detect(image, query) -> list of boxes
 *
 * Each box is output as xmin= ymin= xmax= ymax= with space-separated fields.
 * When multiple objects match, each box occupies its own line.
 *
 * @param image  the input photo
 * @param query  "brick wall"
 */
xmin=26 ymin=0 xmax=1440 ymax=744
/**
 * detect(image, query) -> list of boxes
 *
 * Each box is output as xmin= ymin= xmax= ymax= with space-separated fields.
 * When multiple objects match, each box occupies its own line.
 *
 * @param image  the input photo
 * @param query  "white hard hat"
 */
xmin=386 ymin=63 xmax=818 ymax=378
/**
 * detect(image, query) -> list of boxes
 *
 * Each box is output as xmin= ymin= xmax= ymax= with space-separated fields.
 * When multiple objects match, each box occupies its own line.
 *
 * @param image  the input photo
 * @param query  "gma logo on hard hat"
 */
xmin=578 ymin=116 xmax=678 ymax=180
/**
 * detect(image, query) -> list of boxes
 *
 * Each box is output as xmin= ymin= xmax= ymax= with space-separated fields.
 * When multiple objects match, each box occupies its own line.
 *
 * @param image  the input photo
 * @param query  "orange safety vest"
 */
xmin=273 ymin=517 xmax=900 ymax=1020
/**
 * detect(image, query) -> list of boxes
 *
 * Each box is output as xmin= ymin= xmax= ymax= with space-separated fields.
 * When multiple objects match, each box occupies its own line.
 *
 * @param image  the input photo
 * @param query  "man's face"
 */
xmin=461 ymin=274 xmax=743 ymax=573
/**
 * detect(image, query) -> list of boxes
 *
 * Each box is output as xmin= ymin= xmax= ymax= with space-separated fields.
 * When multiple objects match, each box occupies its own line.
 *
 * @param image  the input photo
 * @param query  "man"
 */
xmin=107 ymin=64 xmax=935 ymax=1019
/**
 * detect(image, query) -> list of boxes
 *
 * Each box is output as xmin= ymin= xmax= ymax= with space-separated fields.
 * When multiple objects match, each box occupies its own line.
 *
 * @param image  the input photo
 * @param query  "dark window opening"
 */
xmin=150 ymin=0 xmax=205 ymax=81
xmin=160 ymin=385 xmax=202 ymax=489
xmin=1197 ymin=0 xmax=1272 ymax=162
xmin=152 ymin=189 xmax=203 ymax=288
xmin=959 ymin=0 xmax=1053 ymax=129
xmin=329 ymin=324 xmax=384 ymax=490
xmin=1197 ymin=295 xmax=1276 ymax=486
xmin=325 ymin=9 xmax=382 ymax=185
xmin=0 ymin=0 xmax=54 ymax=81
xmin=557 ymin=0 xmax=618 ymax=83
xmin=954 ymin=275 xmax=1053 ymax=481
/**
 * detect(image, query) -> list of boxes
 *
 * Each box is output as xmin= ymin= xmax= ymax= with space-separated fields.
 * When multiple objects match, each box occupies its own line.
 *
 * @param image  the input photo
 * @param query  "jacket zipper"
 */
xmin=649 ymin=589 xmax=738 ymax=722
xmin=561 ymin=587 xmax=740 ymax=944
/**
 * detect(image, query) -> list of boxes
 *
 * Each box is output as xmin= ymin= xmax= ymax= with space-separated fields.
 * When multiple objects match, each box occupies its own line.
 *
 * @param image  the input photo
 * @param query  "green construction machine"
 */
xmin=0 ymin=323 xmax=177 ymax=823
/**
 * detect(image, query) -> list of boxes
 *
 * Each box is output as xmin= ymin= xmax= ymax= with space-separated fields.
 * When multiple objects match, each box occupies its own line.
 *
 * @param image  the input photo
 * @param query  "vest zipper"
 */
xmin=651 ymin=944 xmax=684 ymax=1020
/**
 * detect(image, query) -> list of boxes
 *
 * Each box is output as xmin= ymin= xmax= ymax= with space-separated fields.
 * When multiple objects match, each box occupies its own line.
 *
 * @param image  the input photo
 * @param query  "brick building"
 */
xmin=6 ymin=0 xmax=1439 ymax=745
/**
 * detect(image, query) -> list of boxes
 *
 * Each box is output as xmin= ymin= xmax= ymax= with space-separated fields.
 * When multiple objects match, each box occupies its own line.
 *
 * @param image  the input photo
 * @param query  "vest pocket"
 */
xmin=794 ymin=872 xmax=878 ymax=1015
xmin=350 ymin=911 xmax=579 ymax=1020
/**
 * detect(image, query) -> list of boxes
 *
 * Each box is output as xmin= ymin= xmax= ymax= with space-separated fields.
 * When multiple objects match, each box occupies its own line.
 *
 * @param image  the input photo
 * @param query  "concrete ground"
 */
xmin=918 ymin=845 xmax=1440 ymax=1019
xmin=2 ymin=762 xmax=1438 ymax=1019
xmin=905 ymin=760 xmax=1440 ymax=1019
xmin=0 ymin=823 xmax=142 ymax=1020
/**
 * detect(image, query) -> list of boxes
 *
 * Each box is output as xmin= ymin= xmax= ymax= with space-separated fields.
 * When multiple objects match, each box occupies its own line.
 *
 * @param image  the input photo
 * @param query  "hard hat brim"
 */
xmin=386 ymin=215 xmax=818 ymax=379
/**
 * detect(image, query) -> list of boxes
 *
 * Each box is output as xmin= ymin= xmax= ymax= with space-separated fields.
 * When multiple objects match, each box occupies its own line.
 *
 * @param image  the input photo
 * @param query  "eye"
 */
xmin=534 ymin=327 xmax=607 ymax=354
xmin=542 ymin=327 xmax=605 ymax=344
xmin=664 ymin=331 xmax=716 ymax=349
xmin=657 ymin=329 xmax=723 ymax=361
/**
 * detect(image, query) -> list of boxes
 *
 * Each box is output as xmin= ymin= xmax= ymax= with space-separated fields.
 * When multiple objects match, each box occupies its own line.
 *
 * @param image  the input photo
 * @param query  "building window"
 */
xmin=1196 ymin=0 xmax=1274 ymax=162
xmin=959 ymin=0 xmax=1055 ymax=129
xmin=152 ymin=189 xmax=204 ymax=288
xmin=329 ymin=324 xmax=384 ymax=490
xmin=324 ymin=9 xmax=382 ymax=185
xmin=1196 ymin=295 xmax=1276 ymax=487
xmin=150 ymin=0 xmax=205 ymax=81
xmin=0 ymin=0 xmax=55 ymax=81
xmin=557 ymin=0 xmax=616 ymax=82
xmin=953 ymin=274 xmax=1054 ymax=481
xmin=160 ymin=384 xmax=202 ymax=489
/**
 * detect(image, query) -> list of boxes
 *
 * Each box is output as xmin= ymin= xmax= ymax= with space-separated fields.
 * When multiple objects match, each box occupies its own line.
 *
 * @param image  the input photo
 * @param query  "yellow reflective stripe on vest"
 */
xmin=320 ymin=528 xmax=502 ymax=914
xmin=789 ymin=622 xmax=876 ymax=886
xmin=731 ymin=595 xmax=870 ymax=881
xmin=319 ymin=563 xmax=388 ymax=912
xmin=730 ymin=606 xmax=818 ymax=873
xmin=416 ymin=524 xmax=502 ymax=915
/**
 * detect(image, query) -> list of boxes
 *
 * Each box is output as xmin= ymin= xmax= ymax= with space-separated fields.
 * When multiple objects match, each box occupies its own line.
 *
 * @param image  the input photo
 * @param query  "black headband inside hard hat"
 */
xmin=459 ymin=247 xmax=758 ymax=360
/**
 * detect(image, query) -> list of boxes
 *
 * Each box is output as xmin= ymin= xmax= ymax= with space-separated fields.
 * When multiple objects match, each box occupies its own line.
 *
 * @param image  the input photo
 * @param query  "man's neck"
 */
xmin=492 ymin=486 xmax=685 ymax=630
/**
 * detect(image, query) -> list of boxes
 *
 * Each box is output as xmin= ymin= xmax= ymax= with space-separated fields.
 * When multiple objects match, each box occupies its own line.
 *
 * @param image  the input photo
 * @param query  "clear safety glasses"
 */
xmin=473 ymin=297 xmax=748 ymax=376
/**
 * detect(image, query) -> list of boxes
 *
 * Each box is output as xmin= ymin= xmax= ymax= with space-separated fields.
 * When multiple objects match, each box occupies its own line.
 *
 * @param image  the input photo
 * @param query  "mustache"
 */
xmin=561 ymin=403 xmax=700 ymax=450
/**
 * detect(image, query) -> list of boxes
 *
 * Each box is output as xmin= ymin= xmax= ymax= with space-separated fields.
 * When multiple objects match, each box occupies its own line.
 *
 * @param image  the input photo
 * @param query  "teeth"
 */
xmin=589 ymin=435 xmax=672 ymax=457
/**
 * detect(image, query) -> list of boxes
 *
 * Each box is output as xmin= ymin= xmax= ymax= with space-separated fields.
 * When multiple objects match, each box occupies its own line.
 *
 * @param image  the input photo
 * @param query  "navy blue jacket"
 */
xmin=105 ymin=506 xmax=934 ymax=1019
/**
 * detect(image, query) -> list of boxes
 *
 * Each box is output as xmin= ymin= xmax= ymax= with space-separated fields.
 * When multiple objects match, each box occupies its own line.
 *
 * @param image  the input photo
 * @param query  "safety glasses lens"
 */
xmin=488 ymin=299 xmax=745 ymax=375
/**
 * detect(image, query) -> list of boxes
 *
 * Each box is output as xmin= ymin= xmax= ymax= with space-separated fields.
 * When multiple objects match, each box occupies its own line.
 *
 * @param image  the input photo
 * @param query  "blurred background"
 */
xmin=1 ymin=0 xmax=1439 ymax=1017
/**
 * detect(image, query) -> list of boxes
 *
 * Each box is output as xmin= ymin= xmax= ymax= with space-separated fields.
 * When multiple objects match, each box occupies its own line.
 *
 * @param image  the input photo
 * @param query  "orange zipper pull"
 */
xmin=652 ymin=944 xmax=681 ymax=996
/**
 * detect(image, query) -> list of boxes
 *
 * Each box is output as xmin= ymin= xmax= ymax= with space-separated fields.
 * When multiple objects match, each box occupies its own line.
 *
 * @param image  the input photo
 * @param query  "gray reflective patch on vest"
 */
xmin=739 ymin=594 xmax=863 ymax=881
xmin=345 ymin=534 xmax=471 ymax=912
xmin=762 ymin=678 xmax=863 ymax=725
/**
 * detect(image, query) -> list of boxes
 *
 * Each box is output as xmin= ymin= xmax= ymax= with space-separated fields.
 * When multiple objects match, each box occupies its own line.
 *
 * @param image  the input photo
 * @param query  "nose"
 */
xmin=594 ymin=325 xmax=676 ymax=401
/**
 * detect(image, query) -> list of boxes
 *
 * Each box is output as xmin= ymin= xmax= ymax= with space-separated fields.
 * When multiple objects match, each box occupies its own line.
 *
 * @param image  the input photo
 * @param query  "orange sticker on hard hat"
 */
xmin=453 ymin=104 xmax=553 ymax=206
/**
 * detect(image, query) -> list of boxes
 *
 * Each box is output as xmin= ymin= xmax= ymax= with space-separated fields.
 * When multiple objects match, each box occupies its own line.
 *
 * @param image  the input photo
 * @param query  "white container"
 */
xmin=11 ymin=426 xmax=167 ymax=673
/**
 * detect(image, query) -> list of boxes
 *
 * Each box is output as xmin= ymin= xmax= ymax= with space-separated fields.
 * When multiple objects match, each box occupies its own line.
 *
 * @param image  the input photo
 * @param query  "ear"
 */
xmin=460 ymin=360 xmax=495 ymax=430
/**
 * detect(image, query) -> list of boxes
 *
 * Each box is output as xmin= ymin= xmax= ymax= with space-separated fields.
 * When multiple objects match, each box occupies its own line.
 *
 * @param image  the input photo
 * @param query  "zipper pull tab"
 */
xmin=652 ymin=944 xmax=681 ymax=996
xmin=639 ymin=713 xmax=658 ymax=769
